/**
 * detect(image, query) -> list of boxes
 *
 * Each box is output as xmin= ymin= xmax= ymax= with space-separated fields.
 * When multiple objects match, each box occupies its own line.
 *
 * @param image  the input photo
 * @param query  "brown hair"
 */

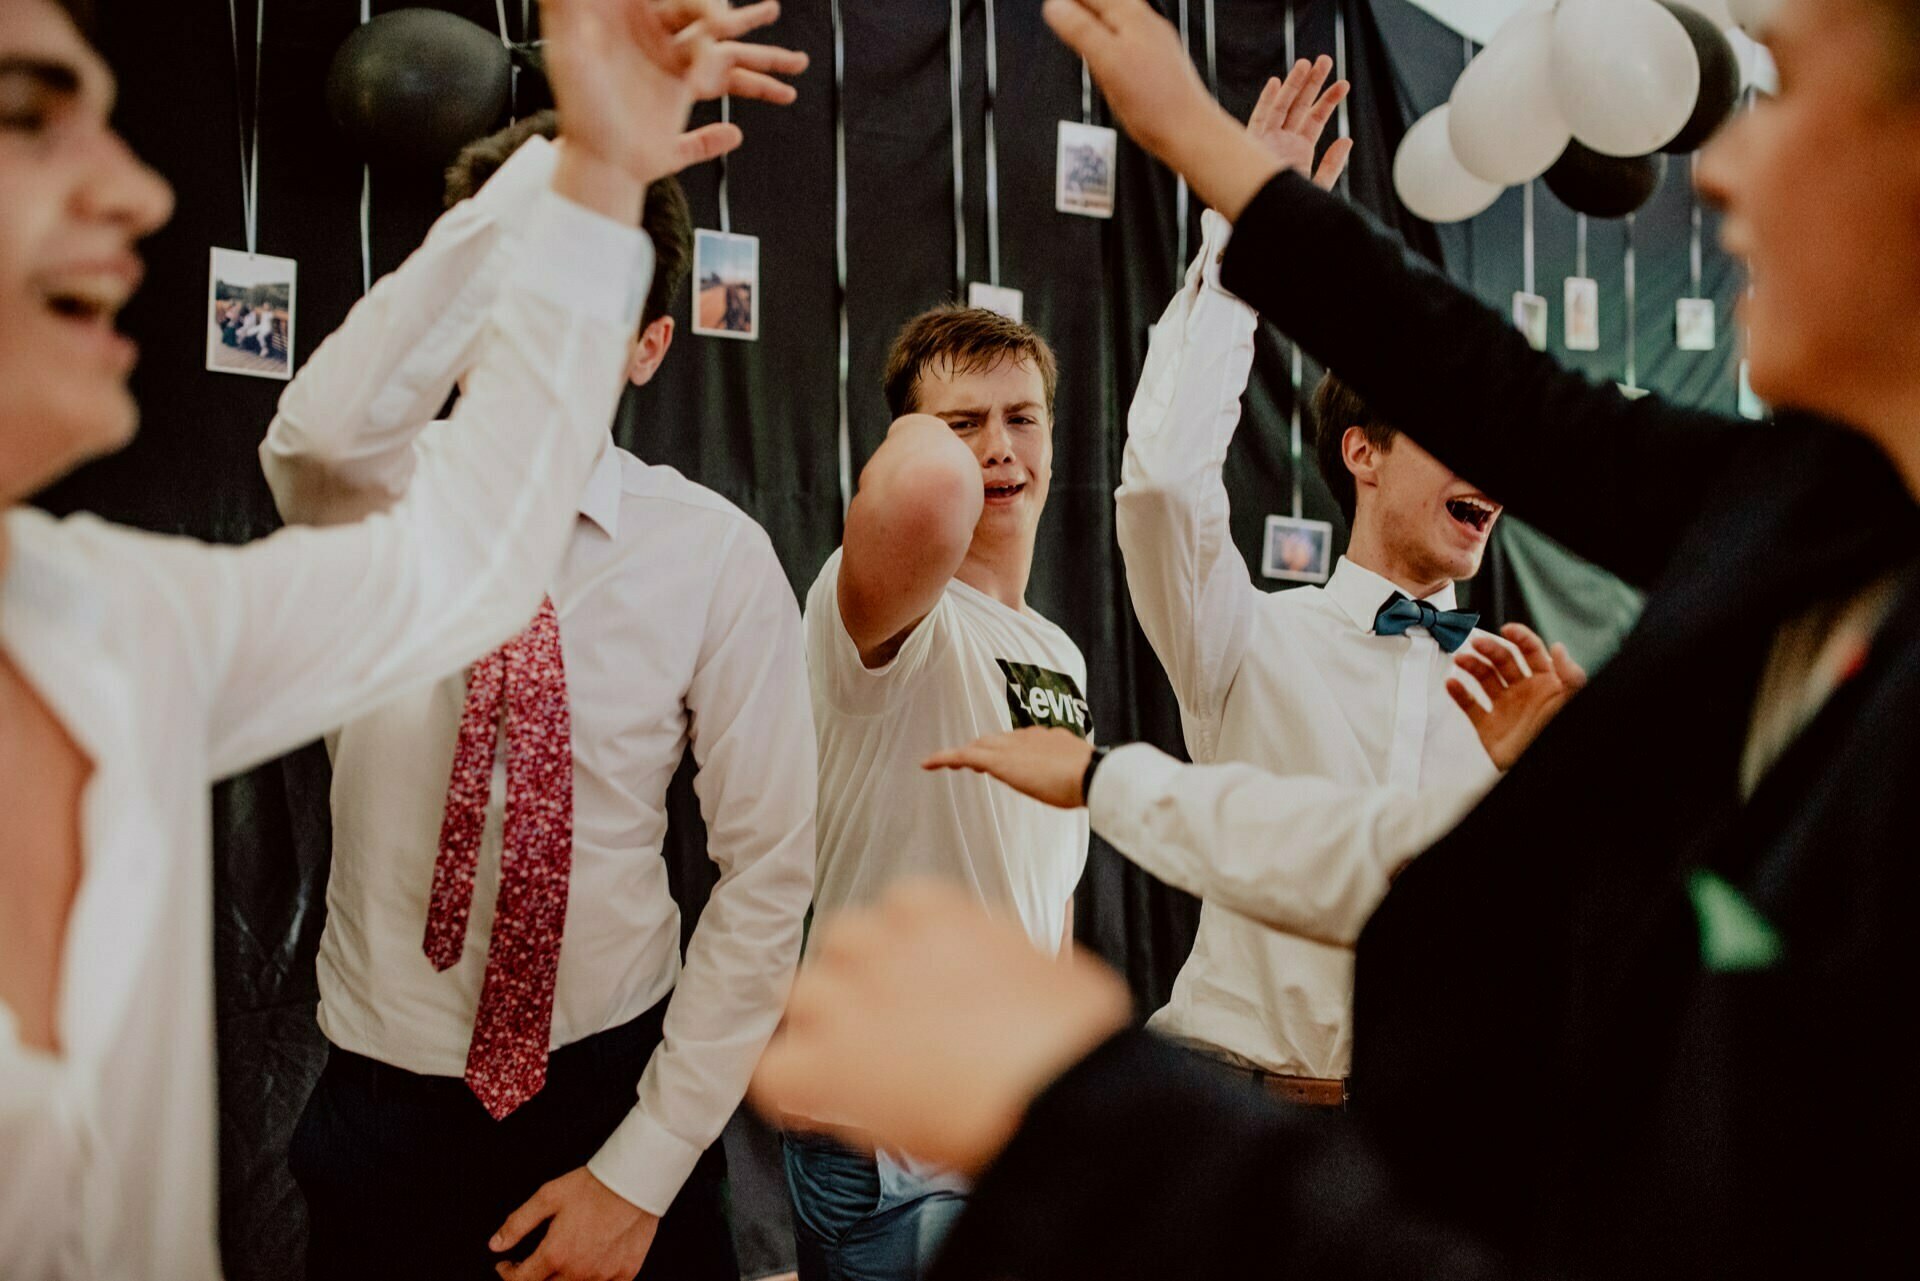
xmin=884 ymin=306 xmax=1059 ymax=419
xmin=1310 ymin=370 xmax=1397 ymax=525
xmin=443 ymin=110 xmax=692 ymax=330
xmin=1870 ymin=0 xmax=1920 ymax=91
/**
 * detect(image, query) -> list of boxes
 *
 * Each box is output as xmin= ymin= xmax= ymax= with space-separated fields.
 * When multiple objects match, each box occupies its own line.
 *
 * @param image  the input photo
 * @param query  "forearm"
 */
xmin=260 ymin=137 xmax=563 ymax=525
xmin=840 ymin=417 xmax=982 ymax=648
xmin=1086 ymin=745 xmax=1494 ymax=946
xmin=1217 ymin=171 xmax=1745 ymax=588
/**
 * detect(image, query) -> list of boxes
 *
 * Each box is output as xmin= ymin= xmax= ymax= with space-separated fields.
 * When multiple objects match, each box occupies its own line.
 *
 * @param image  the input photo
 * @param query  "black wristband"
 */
xmin=1079 ymin=744 xmax=1111 ymax=809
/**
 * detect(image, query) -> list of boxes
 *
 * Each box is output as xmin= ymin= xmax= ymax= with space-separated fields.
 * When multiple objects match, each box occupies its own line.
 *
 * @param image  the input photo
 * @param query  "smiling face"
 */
xmin=1349 ymin=431 xmax=1501 ymax=590
xmin=915 ymin=353 xmax=1055 ymax=571
xmin=0 ymin=0 xmax=173 ymax=505
xmin=1695 ymin=0 xmax=1920 ymax=444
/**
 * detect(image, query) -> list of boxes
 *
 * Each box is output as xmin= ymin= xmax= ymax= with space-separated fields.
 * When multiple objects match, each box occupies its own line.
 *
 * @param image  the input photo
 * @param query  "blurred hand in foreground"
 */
xmin=750 ymin=882 xmax=1131 ymax=1177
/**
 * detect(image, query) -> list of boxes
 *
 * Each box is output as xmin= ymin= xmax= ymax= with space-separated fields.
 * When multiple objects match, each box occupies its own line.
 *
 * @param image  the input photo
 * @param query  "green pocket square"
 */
xmin=1688 ymin=870 xmax=1784 ymax=973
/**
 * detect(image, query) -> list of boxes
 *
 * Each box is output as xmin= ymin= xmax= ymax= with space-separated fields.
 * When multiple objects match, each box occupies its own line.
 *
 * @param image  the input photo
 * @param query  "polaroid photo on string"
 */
xmin=1564 ymin=277 xmax=1599 ymax=351
xmin=1056 ymin=120 xmax=1118 ymax=219
xmin=692 ymin=229 xmax=759 ymax=341
xmin=1512 ymin=291 xmax=1549 ymax=353
xmin=207 ymin=247 xmax=296 ymax=381
xmin=968 ymin=282 xmax=1025 ymax=324
xmin=1676 ymin=297 xmax=1716 ymax=352
xmin=1262 ymin=514 xmax=1333 ymax=585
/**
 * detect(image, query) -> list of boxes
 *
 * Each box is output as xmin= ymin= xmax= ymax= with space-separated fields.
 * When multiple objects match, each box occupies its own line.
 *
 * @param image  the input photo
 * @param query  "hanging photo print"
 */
xmin=1262 ymin=515 xmax=1333 ymax=585
xmin=1676 ymin=297 xmax=1716 ymax=351
xmin=1564 ymin=277 xmax=1599 ymax=351
xmin=1512 ymin=291 xmax=1549 ymax=352
xmin=1056 ymin=121 xmax=1118 ymax=218
xmin=207 ymin=247 xmax=297 ymax=381
xmin=693 ymin=230 xmax=759 ymax=341
xmin=968 ymin=282 xmax=1025 ymax=323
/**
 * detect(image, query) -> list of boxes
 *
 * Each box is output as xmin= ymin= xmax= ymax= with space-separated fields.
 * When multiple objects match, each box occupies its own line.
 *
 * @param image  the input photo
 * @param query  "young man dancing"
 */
xmin=786 ymin=307 xmax=1091 ymax=1278
xmin=262 ymin=66 xmax=813 ymax=1281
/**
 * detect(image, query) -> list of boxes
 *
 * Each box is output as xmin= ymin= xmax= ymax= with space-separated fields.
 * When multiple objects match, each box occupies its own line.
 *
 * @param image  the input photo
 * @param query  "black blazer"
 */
xmin=931 ymin=173 xmax=1920 ymax=1281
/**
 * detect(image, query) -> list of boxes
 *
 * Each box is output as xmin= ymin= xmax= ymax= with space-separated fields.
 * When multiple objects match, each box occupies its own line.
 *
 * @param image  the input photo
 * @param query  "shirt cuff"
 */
xmin=586 ymin=1104 xmax=706 ymax=1219
xmin=510 ymin=189 xmax=654 ymax=331
xmin=1086 ymin=742 xmax=1183 ymax=848
xmin=1198 ymin=208 xmax=1238 ymax=297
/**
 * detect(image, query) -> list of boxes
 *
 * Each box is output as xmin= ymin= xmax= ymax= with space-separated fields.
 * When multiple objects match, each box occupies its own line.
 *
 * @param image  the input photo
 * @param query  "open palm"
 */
xmin=1247 ymin=55 xmax=1353 ymax=191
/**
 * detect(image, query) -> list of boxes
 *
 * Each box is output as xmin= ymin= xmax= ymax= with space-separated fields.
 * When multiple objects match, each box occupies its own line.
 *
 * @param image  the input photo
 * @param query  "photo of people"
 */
xmin=1564 ymin=276 xmax=1599 ymax=351
xmin=693 ymin=229 xmax=759 ymax=340
xmin=1676 ymin=296 xmax=1716 ymax=351
xmin=206 ymin=247 xmax=296 ymax=380
xmin=1262 ymin=514 xmax=1333 ymax=584
xmin=1056 ymin=120 xmax=1118 ymax=218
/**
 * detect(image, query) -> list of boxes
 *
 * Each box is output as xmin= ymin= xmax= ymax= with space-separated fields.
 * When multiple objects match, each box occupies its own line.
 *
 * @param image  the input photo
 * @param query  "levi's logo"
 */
xmin=997 ymin=659 xmax=1092 ymax=739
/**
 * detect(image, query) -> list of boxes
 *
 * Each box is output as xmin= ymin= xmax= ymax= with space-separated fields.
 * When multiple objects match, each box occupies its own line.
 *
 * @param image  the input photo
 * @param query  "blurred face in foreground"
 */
xmin=1697 ymin=0 xmax=1920 ymax=462
xmin=0 ymin=0 xmax=173 ymax=507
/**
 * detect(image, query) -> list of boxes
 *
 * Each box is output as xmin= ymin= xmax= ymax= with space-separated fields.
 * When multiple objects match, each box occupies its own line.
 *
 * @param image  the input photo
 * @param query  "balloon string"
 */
xmin=493 ymin=0 xmax=510 ymax=45
xmin=1286 ymin=0 xmax=1302 ymax=520
xmin=1522 ymin=179 xmax=1535 ymax=297
xmin=718 ymin=95 xmax=731 ymax=237
xmin=1624 ymin=212 xmax=1639 ymax=389
xmin=832 ymin=0 xmax=852 ymax=515
xmin=984 ymin=0 xmax=1000 ymax=286
xmin=1688 ymin=156 xmax=1702 ymax=298
xmin=1332 ymin=0 xmax=1350 ymax=202
xmin=224 ymin=0 xmax=264 ymax=257
xmin=949 ymin=0 xmax=966 ymax=298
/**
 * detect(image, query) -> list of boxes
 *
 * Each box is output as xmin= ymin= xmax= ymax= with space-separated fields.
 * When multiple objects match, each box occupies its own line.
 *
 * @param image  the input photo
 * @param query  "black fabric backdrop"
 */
xmin=33 ymin=2 xmax=1744 ymax=1275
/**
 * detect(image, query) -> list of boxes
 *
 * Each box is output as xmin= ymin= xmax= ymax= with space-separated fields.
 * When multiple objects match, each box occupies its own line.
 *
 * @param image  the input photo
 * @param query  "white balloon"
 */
xmin=1550 ymin=0 xmax=1701 ymax=157
xmin=1448 ymin=2 xmax=1569 ymax=185
xmin=1394 ymin=105 xmax=1504 ymax=224
xmin=1673 ymin=0 xmax=1736 ymax=27
xmin=1727 ymin=0 xmax=1785 ymax=36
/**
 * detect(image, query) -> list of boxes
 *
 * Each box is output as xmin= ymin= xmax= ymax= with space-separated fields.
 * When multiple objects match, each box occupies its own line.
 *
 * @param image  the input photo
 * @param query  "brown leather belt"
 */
xmin=1224 ymin=1065 xmax=1348 ymax=1109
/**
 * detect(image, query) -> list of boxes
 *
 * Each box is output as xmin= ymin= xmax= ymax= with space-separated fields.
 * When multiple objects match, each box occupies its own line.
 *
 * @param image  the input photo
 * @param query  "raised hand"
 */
xmin=540 ymin=0 xmax=807 ymax=191
xmin=749 ymin=882 xmax=1131 ymax=1177
xmin=922 ymin=727 xmax=1096 ymax=809
xmin=1247 ymin=56 xmax=1352 ymax=192
xmin=1446 ymin=624 xmax=1588 ymax=771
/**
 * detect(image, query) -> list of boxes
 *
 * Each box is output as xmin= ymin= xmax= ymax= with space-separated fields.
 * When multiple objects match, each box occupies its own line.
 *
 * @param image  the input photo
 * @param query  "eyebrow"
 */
xmin=0 ymin=57 xmax=83 ymax=97
xmin=936 ymin=401 xmax=1042 ymax=419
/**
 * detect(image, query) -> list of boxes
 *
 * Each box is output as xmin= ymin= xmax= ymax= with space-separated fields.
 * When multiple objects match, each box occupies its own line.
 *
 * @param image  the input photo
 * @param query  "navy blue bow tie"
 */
xmin=1372 ymin=592 xmax=1479 ymax=653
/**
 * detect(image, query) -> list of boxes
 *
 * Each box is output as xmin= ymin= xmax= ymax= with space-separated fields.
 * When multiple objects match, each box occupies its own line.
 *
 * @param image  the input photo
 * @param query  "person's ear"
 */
xmin=1342 ymin=425 xmax=1384 ymax=497
xmin=625 ymin=315 xmax=676 ymax=387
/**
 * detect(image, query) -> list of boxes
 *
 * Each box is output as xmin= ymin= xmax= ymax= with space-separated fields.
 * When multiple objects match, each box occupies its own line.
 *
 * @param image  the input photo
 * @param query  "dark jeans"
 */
xmin=782 ymin=1133 xmax=965 ymax=1281
xmin=290 ymin=999 xmax=736 ymax=1281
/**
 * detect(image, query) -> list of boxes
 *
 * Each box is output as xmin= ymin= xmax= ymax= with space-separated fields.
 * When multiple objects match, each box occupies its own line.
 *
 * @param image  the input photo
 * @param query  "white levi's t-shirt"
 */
xmin=805 ymin=548 xmax=1093 ymax=952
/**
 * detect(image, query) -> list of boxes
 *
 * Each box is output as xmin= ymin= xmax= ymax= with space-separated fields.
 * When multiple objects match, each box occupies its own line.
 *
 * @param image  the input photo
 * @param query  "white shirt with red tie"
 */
xmin=260 ymin=136 xmax=817 ymax=1219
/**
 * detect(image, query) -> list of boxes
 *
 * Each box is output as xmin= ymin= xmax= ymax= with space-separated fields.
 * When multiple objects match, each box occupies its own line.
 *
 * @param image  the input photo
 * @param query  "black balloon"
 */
xmin=326 ymin=10 xmax=511 ymax=167
xmin=1543 ymin=141 xmax=1667 ymax=218
xmin=1661 ymin=2 xmax=1742 ymax=153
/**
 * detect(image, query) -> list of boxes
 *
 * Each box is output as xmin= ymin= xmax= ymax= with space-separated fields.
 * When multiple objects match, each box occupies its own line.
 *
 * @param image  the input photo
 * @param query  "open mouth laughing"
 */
xmin=1445 ymin=495 xmax=1499 ymax=536
xmin=984 ymin=479 xmax=1027 ymax=504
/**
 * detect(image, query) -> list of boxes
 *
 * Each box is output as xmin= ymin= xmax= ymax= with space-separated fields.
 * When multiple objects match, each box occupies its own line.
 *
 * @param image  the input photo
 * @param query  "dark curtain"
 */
xmin=35 ymin=2 xmax=1744 ymax=1276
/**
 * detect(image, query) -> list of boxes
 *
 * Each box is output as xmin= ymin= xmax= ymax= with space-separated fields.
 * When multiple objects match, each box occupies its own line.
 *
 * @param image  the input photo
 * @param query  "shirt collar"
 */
xmin=577 ymin=440 xmax=623 ymax=539
xmin=1322 ymin=556 xmax=1459 ymax=633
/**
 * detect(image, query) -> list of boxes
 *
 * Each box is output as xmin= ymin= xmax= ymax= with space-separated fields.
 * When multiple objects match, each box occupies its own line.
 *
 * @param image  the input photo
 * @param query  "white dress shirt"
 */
xmin=0 ymin=187 xmax=650 ymax=1278
xmin=1116 ymin=209 xmax=1500 ymax=1079
xmin=261 ymin=136 xmax=815 ymax=1219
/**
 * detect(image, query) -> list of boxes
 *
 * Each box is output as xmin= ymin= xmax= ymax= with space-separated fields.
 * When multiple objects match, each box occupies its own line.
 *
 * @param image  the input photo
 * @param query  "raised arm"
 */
xmin=258 ymin=138 xmax=560 ymax=526
xmin=1048 ymin=0 xmax=1752 ymax=590
xmin=838 ymin=414 xmax=982 ymax=666
xmin=134 ymin=0 xmax=794 ymax=777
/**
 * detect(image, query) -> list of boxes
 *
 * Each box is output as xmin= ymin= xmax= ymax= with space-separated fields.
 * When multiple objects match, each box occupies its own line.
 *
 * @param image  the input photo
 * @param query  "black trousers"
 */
xmin=290 ymin=998 xmax=738 ymax=1281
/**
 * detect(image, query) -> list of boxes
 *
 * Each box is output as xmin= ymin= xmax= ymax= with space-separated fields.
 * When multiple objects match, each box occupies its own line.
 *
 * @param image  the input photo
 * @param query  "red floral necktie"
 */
xmin=423 ymin=595 xmax=573 ymax=1120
